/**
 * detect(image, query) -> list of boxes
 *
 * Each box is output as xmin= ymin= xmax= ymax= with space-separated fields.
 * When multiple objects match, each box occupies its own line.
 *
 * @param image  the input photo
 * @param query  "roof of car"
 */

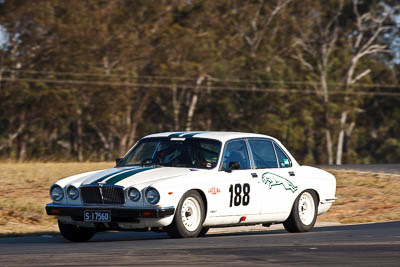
xmin=143 ymin=131 xmax=277 ymax=143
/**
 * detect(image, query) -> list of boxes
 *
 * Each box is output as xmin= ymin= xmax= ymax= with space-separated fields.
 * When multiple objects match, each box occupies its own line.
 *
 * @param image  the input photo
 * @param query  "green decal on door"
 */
xmin=261 ymin=172 xmax=298 ymax=193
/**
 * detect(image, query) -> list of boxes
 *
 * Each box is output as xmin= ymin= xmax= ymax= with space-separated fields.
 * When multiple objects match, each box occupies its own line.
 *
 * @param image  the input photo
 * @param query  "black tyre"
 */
xmin=198 ymin=227 xmax=210 ymax=237
xmin=58 ymin=220 xmax=96 ymax=242
xmin=283 ymin=190 xmax=318 ymax=233
xmin=166 ymin=190 xmax=205 ymax=238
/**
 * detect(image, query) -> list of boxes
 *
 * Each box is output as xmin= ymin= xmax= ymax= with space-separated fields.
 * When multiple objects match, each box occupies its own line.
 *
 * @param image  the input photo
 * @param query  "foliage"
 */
xmin=0 ymin=0 xmax=399 ymax=164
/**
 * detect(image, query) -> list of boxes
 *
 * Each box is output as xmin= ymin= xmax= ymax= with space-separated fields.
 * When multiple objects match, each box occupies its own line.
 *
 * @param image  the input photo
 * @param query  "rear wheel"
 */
xmin=166 ymin=190 xmax=205 ymax=238
xmin=58 ymin=220 xmax=95 ymax=242
xmin=283 ymin=190 xmax=318 ymax=233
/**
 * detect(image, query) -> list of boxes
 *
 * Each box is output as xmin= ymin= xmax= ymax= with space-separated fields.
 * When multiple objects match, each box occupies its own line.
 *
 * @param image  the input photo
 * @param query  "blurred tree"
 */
xmin=293 ymin=0 xmax=398 ymax=164
xmin=0 ymin=0 xmax=398 ymax=164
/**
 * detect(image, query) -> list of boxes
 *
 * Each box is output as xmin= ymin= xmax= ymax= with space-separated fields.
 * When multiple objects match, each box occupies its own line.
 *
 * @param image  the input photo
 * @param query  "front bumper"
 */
xmin=46 ymin=203 xmax=175 ymax=223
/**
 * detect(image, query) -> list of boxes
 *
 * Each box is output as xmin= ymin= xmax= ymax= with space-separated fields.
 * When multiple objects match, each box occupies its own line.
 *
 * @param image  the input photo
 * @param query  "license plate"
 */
xmin=84 ymin=210 xmax=111 ymax=222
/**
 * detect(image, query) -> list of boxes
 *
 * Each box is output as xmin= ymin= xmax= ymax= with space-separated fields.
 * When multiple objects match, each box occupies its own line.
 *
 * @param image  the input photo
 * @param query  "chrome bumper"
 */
xmin=46 ymin=203 xmax=175 ymax=222
xmin=320 ymin=197 xmax=337 ymax=204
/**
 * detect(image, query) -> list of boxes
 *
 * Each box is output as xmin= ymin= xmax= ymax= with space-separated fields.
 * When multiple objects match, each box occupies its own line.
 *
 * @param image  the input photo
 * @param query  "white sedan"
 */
xmin=46 ymin=132 xmax=336 ymax=242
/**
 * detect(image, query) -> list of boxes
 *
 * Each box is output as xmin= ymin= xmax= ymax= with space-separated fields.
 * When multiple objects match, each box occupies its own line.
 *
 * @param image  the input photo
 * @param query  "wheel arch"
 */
xmin=305 ymin=188 xmax=320 ymax=204
xmin=172 ymin=188 xmax=208 ymax=219
xmin=289 ymin=188 xmax=320 ymax=215
xmin=193 ymin=188 xmax=208 ymax=219
xmin=284 ymin=188 xmax=320 ymax=221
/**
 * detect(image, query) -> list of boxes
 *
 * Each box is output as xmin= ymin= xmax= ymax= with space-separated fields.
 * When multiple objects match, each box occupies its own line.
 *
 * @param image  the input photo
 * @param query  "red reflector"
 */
xmin=168 ymin=192 xmax=173 ymax=195
xmin=142 ymin=211 xmax=153 ymax=217
xmin=51 ymin=208 xmax=61 ymax=214
xmin=240 ymin=216 xmax=246 ymax=222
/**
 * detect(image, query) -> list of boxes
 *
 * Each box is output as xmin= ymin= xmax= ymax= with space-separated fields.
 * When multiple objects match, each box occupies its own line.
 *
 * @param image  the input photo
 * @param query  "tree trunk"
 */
xmin=321 ymin=69 xmax=333 ymax=165
xmin=185 ymin=93 xmax=198 ymax=131
xmin=76 ymin=108 xmax=83 ymax=162
xmin=18 ymin=132 xmax=27 ymax=162
xmin=0 ymin=114 xmax=26 ymax=159
xmin=92 ymin=125 xmax=114 ymax=161
xmin=127 ymin=91 xmax=151 ymax=149
xmin=119 ymin=105 xmax=132 ymax=154
xmin=69 ymin=122 xmax=76 ymax=156
xmin=336 ymin=129 xmax=344 ymax=165
xmin=325 ymin=129 xmax=333 ymax=165
xmin=185 ymin=75 xmax=205 ymax=131
xmin=336 ymin=110 xmax=348 ymax=165
xmin=205 ymin=79 xmax=212 ymax=130
xmin=118 ymin=90 xmax=151 ymax=155
xmin=172 ymin=85 xmax=180 ymax=131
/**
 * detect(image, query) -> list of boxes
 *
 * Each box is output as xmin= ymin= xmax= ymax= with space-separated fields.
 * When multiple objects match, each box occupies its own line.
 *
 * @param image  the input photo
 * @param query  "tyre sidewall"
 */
xmin=171 ymin=190 xmax=205 ymax=238
xmin=293 ymin=190 xmax=318 ymax=232
xmin=58 ymin=220 xmax=95 ymax=242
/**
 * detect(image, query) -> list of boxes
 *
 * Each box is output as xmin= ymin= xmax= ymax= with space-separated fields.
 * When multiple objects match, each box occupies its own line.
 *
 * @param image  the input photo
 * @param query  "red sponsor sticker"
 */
xmin=208 ymin=186 xmax=221 ymax=195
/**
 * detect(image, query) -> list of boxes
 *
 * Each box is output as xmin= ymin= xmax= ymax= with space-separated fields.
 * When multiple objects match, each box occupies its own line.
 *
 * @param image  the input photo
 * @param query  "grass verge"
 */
xmin=318 ymin=169 xmax=400 ymax=224
xmin=0 ymin=162 xmax=113 ymax=235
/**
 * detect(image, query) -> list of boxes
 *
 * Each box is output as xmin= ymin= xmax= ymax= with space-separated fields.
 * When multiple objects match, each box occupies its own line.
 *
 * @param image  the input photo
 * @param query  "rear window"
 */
xmin=248 ymin=139 xmax=278 ymax=169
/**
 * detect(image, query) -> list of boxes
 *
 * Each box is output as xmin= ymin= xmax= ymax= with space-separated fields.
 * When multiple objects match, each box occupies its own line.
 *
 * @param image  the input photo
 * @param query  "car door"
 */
xmin=247 ymin=138 xmax=298 ymax=214
xmin=216 ymin=139 xmax=261 ymax=217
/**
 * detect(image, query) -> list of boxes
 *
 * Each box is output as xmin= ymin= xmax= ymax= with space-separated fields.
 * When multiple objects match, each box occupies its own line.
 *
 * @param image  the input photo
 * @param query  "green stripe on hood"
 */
xmin=90 ymin=168 xmax=138 ymax=185
xmin=105 ymin=167 xmax=153 ymax=185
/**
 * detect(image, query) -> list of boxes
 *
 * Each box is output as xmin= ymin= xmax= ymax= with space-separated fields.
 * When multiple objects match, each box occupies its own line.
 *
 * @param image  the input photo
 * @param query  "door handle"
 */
xmin=289 ymin=171 xmax=295 ymax=176
xmin=251 ymin=173 xmax=258 ymax=178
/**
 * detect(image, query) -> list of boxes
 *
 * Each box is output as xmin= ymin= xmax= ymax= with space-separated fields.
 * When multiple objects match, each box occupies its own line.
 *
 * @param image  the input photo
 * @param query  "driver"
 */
xmin=155 ymin=143 xmax=181 ymax=164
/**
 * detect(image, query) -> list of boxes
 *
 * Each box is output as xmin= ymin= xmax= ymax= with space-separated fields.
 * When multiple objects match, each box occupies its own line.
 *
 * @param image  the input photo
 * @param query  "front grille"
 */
xmin=80 ymin=185 xmax=125 ymax=204
xmin=101 ymin=185 xmax=125 ymax=204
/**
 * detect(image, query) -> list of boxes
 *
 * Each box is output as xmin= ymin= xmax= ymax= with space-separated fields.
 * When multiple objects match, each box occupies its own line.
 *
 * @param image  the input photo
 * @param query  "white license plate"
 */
xmin=84 ymin=210 xmax=111 ymax=222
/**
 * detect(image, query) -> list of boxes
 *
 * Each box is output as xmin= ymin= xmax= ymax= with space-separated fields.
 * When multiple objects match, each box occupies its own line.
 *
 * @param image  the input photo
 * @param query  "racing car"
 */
xmin=46 ymin=131 xmax=336 ymax=241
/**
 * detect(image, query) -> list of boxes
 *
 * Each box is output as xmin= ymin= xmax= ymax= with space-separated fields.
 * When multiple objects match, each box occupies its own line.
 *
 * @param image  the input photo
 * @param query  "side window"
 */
xmin=222 ymin=140 xmax=251 ymax=170
xmin=274 ymin=143 xmax=292 ymax=168
xmin=248 ymin=139 xmax=278 ymax=169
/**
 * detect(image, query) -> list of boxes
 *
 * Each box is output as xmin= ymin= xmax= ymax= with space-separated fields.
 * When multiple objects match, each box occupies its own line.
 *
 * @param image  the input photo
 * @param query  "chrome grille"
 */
xmin=80 ymin=185 xmax=125 ymax=204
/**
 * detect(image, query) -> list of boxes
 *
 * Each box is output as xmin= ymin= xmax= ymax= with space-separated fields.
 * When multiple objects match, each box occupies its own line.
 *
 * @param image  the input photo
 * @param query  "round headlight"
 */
xmin=128 ymin=187 xmax=141 ymax=202
xmin=50 ymin=185 xmax=64 ymax=202
xmin=67 ymin=186 xmax=79 ymax=200
xmin=145 ymin=187 xmax=160 ymax=205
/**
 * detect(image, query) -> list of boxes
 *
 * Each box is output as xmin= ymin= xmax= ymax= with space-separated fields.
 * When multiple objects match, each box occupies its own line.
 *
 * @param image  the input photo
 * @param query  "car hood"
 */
xmin=77 ymin=166 xmax=202 ymax=187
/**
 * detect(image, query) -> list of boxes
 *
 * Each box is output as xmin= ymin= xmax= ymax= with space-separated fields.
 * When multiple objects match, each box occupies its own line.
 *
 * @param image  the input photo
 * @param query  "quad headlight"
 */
xmin=67 ymin=185 xmax=79 ymax=200
xmin=128 ymin=187 xmax=141 ymax=202
xmin=145 ymin=187 xmax=160 ymax=205
xmin=50 ymin=185 xmax=64 ymax=202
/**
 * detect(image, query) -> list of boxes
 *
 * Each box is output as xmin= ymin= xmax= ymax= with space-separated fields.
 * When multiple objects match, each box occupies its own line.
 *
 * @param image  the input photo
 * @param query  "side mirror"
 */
xmin=229 ymin=161 xmax=240 ymax=170
xmin=225 ymin=161 xmax=240 ymax=173
xmin=115 ymin=158 xmax=122 ymax=165
xmin=141 ymin=158 xmax=153 ymax=167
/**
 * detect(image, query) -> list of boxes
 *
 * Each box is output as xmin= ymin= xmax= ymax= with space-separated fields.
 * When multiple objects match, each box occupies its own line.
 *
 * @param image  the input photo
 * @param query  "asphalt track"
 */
xmin=319 ymin=164 xmax=400 ymax=175
xmin=1 ymin=165 xmax=399 ymax=266
xmin=0 ymin=221 xmax=399 ymax=266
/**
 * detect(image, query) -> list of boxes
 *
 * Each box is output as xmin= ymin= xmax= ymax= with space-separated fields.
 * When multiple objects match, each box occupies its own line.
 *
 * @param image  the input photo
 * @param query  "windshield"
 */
xmin=118 ymin=137 xmax=222 ymax=169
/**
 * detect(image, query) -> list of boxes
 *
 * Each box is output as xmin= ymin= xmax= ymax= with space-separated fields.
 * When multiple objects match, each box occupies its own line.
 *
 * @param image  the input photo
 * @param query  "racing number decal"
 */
xmin=229 ymin=183 xmax=250 ymax=207
xmin=243 ymin=184 xmax=250 ymax=205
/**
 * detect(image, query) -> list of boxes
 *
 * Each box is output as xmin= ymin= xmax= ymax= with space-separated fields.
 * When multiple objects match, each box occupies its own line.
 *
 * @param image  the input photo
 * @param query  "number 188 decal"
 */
xmin=229 ymin=183 xmax=250 ymax=207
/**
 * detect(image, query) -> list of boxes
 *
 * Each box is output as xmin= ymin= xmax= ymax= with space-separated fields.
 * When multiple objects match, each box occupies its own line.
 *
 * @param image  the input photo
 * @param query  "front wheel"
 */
xmin=58 ymin=220 xmax=95 ymax=242
xmin=283 ymin=190 xmax=318 ymax=233
xmin=198 ymin=227 xmax=210 ymax=237
xmin=166 ymin=190 xmax=205 ymax=238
